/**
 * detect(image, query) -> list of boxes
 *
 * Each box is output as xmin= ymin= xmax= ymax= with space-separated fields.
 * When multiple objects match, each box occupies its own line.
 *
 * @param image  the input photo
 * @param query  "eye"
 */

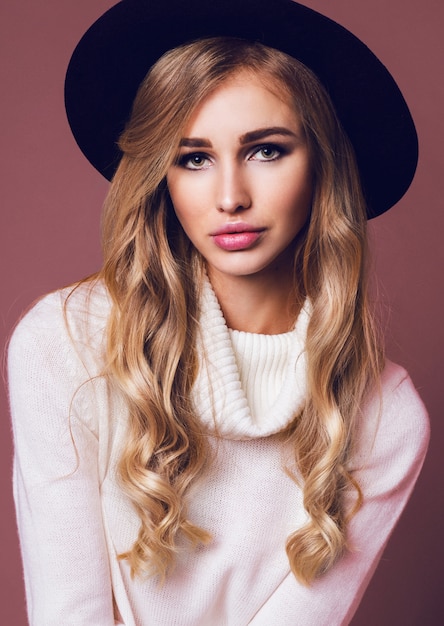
xmin=250 ymin=144 xmax=283 ymax=162
xmin=178 ymin=153 xmax=211 ymax=170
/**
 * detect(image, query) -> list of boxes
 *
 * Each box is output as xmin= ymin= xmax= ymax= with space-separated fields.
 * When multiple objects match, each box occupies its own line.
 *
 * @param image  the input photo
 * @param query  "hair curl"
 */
xmin=97 ymin=37 xmax=383 ymax=584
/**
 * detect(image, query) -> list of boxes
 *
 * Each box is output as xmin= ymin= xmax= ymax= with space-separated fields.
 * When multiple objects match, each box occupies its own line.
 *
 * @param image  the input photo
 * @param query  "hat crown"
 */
xmin=65 ymin=0 xmax=418 ymax=217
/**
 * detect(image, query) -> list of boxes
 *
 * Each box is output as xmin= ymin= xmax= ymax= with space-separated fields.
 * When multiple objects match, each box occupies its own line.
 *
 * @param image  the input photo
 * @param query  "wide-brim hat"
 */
xmin=65 ymin=0 xmax=418 ymax=218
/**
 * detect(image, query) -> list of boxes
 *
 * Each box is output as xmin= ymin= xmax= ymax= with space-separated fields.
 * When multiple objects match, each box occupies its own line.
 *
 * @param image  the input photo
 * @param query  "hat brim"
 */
xmin=64 ymin=0 xmax=418 ymax=218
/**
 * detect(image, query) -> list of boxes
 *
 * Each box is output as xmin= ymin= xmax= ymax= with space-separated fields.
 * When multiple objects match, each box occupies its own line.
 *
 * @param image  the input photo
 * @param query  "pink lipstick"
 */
xmin=211 ymin=223 xmax=264 ymax=251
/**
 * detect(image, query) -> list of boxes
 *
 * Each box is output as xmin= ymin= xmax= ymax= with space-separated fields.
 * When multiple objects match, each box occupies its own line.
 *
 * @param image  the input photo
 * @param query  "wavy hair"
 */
xmin=98 ymin=37 xmax=384 ymax=584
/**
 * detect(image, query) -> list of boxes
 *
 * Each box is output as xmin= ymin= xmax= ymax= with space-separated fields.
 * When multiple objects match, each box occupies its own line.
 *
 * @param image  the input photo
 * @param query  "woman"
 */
xmin=8 ymin=1 xmax=429 ymax=624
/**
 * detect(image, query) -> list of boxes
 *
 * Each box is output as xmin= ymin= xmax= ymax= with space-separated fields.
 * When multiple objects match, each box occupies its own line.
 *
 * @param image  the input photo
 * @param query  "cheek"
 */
xmin=167 ymin=189 xmax=200 ymax=246
xmin=167 ymin=172 xmax=207 ymax=224
xmin=170 ymin=201 xmax=191 ymax=236
xmin=166 ymin=174 xmax=180 ymax=207
xmin=266 ymin=155 xmax=312 ymax=215
xmin=167 ymin=177 xmax=190 ymax=225
xmin=280 ymin=178 xmax=313 ymax=231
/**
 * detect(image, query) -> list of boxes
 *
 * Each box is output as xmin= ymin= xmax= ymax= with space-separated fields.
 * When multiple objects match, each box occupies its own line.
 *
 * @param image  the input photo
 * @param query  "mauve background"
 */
xmin=1 ymin=1 xmax=442 ymax=624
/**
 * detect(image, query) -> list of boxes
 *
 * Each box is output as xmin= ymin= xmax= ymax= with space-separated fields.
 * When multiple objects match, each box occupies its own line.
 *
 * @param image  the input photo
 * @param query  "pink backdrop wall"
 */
xmin=1 ymin=1 xmax=442 ymax=624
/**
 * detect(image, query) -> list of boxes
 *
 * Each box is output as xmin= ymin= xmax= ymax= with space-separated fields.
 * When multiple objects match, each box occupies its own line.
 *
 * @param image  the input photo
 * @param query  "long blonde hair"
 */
xmin=99 ymin=37 xmax=383 ymax=584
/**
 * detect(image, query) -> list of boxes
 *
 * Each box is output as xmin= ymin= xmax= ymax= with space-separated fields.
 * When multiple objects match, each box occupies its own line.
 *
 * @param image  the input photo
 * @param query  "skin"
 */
xmin=167 ymin=72 xmax=312 ymax=334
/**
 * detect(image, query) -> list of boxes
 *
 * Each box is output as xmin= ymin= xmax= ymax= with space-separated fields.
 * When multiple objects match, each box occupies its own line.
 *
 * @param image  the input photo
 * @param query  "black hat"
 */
xmin=65 ymin=0 xmax=418 ymax=218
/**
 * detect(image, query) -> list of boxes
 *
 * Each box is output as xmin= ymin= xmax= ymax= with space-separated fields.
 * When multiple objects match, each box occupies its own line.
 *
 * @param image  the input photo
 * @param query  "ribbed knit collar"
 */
xmin=192 ymin=277 xmax=309 ymax=440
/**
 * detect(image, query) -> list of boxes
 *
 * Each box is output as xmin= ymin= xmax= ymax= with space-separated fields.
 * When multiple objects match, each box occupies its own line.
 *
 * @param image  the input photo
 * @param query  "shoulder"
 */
xmin=8 ymin=278 xmax=111 ymax=381
xmin=378 ymin=360 xmax=429 ymax=446
xmin=353 ymin=360 xmax=430 ymax=491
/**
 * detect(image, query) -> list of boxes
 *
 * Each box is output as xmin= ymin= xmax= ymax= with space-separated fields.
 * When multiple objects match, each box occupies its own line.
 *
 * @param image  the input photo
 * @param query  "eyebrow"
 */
xmin=178 ymin=126 xmax=299 ymax=148
xmin=239 ymin=127 xmax=299 ymax=144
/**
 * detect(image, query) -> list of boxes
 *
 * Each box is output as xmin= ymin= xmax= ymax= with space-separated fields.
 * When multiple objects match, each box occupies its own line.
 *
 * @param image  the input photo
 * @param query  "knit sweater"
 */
xmin=8 ymin=279 xmax=429 ymax=626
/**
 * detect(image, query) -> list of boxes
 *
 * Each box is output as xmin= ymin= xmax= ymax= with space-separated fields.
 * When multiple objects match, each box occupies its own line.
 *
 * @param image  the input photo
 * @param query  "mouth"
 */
xmin=211 ymin=223 xmax=265 ymax=251
xmin=211 ymin=222 xmax=263 ymax=236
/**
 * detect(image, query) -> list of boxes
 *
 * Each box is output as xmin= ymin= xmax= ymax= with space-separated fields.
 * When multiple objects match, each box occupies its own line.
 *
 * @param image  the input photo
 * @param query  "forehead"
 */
xmin=183 ymin=72 xmax=301 ymax=136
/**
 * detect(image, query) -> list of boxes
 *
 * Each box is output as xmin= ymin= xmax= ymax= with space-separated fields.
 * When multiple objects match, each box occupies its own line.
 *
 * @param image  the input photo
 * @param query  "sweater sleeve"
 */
xmin=248 ymin=364 xmax=430 ymax=626
xmin=8 ymin=293 xmax=117 ymax=626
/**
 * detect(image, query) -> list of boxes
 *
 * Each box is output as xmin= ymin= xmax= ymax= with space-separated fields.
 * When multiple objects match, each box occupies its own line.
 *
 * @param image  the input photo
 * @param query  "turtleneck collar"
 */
xmin=191 ymin=277 xmax=309 ymax=440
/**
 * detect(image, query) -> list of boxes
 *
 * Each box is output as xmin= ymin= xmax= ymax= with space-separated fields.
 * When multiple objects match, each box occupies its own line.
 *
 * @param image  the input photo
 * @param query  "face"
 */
xmin=167 ymin=72 xmax=312 ymax=285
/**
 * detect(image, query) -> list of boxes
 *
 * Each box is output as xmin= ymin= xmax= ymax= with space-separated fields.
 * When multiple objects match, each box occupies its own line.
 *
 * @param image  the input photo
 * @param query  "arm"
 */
xmin=8 ymin=293 xmax=117 ymax=625
xmin=249 ymin=364 xmax=430 ymax=626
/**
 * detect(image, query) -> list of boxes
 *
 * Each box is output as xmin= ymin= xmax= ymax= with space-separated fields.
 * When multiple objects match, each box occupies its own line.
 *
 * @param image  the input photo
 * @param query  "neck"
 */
xmin=207 ymin=264 xmax=302 ymax=335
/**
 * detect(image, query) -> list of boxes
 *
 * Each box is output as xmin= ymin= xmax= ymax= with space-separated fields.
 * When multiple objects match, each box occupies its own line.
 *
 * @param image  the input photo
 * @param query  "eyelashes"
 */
xmin=250 ymin=144 xmax=283 ymax=162
xmin=176 ymin=143 xmax=288 ymax=170
xmin=177 ymin=153 xmax=211 ymax=170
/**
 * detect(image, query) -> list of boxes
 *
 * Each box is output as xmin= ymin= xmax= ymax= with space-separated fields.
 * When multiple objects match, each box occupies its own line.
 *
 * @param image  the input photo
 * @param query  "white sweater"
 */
xmin=8 ymin=279 xmax=429 ymax=626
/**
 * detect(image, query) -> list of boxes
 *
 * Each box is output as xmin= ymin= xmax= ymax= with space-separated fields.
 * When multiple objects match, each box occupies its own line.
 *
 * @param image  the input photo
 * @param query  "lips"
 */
xmin=211 ymin=222 xmax=265 ymax=251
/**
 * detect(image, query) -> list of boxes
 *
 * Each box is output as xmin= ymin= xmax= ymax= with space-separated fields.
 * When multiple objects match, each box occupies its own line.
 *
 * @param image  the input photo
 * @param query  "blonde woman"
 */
xmin=8 ymin=1 xmax=429 ymax=625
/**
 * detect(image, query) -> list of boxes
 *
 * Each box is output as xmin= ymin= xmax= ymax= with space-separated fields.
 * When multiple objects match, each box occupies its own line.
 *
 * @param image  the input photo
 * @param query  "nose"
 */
xmin=215 ymin=163 xmax=252 ymax=213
